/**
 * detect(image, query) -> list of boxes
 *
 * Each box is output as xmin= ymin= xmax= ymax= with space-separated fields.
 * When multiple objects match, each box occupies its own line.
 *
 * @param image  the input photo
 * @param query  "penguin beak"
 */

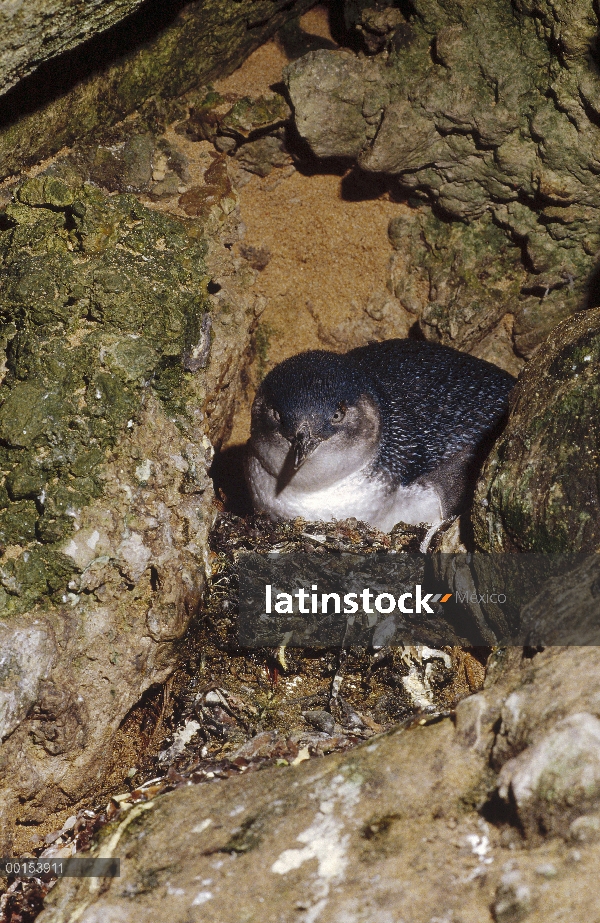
xmin=291 ymin=426 xmax=321 ymax=470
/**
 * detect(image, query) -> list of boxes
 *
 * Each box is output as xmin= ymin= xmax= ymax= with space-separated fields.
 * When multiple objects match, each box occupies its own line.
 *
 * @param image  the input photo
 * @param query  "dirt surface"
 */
xmin=34 ymin=649 xmax=600 ymax=923
xmin=218 ymin=6 xmax=412 ymax=445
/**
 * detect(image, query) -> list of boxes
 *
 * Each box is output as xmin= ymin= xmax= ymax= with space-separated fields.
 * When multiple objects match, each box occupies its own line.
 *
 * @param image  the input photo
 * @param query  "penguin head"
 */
xmin=250 ymin=350 xmax=381 ymax=484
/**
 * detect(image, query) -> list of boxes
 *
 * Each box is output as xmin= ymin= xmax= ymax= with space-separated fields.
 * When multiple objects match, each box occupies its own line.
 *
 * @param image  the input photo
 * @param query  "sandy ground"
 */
xmin=216 ymin=7 xmax=409 ymax=445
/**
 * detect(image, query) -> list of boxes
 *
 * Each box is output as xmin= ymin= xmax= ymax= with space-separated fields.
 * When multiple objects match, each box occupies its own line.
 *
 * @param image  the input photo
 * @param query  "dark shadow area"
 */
xmin=274 ymin=0 xmax=363 ymax=56
xmin=583 ymin=256 xmax=600 ymax=309
xmin=341 ymin=167 xmax=398 ymax=202
xmin=116 ymin=681 xmax=165 ymax=736
xmin=280 ymin=119 xmax=417 ymax=199
xmin=522 ymin=645 xmax=545 ymax=659
xmin=210 ymin=444 xmax=253 ymax=516
xmin=407 ymin=320 xmax=426 ymax=340
xmin=272 ymin=0 xmax=361 ymax=58
xmin=326 ymin=0 xmax=364 ymax=52
xmin=587 ymin=20 xmax=600 ymax=76
xmin=0 ymin=0 xmax=190 ymax=130
xmin=479 ymin=786 xmax=525 ymax=841
xmin=282 ymin=120 xmax=354 ymax=177
xmin=393 ymin=0 xmax=419 ymax=19
xmin=276 ymin=16 xmax=340 ymax=59
xmin=459 ymin=509 xmax=475 ymax=550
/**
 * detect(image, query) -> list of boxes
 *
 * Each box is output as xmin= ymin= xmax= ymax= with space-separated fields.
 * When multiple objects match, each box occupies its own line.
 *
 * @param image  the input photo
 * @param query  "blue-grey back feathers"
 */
xmin=257 ymin=339 xmax=515 ymax=486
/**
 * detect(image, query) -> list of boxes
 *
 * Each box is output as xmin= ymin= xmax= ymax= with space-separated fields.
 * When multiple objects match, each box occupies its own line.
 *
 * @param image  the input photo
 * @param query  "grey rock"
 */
xmin=568 ymin=813 xmax=600 ymax=844
xmin=239 ymin=244 xmax=271 ymax=271
xmin=214 ymin=135 xmax=237 ymax=154
xmin=0 ymin=0 xmax=147 ymax=96
xmin=86 ymin=133 xmax=155 ymax=193
xmin=0 ymin=157 xmax=256 ymax=852
xmin=473 ymin=307 xmax=600 ymax=552
xmin=355 ymin=6 xmax=408 ymax=54
xmin=285 ymin=50 xmax=383 ymax=159
xmin=0 ymin=622 xmax=56 ymax=741
xmin=498 ymin=713 xmax=600 ymax=838
xmin=37 ymin=717 xmax=489 ymax=923
xmin=34 ymin=648 xmax=600 ymax=923
xmin=235 ymin=135 xmax=291 ymax=177
xmin=454 ymin=691 xmax=501 ymax=757
xmin=285 ymin=2 xmax=600 ymax=359
xmin=493 ymin=868 xmax=534 ymax=923
xmin=303 ymin=709 xmax=335 ymax=736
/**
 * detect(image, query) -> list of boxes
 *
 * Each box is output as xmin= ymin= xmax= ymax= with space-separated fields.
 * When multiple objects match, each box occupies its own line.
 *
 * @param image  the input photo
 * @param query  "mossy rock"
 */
xmin=285 ymin=1 xmax=600 ymax=357
xmin=0 ymin=177 xmax=211 ymax=613
xmin=473 ymin=308 xmax=600 ymax=552
xmin=0 ymin=0 xmax=315 ymax=181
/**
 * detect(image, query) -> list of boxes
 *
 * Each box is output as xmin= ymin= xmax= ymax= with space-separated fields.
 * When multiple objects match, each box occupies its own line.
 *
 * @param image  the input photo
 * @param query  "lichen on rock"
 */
xmin=388 ymin=209 xmax=525 ymax=374
xmin=473 ymin=307 xmax=600 ymax=552
xmin=0 ymin=175 xmax=212 ymax=613
xmin=284 ymin=0 xmax=600 ymax=363
xmin=0 ymin=0 xmax=316 ymax=182
xmin=0 ymin=151 xmax=255 ymax=851
xmin=0 ymin=0 xmax=150 ymax=97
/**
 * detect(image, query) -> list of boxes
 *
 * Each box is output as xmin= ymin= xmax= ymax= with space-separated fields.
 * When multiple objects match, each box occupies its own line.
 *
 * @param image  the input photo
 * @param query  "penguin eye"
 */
xmin=331 ymin=404 xmax=346 ymax=424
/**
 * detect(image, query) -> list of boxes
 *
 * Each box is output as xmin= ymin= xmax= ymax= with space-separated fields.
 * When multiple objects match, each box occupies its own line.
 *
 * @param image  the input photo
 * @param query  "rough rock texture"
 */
xmin=35 ymin=648 xmax=600 ymax=923
xmin=488 ymin=650 xmax=600 ymax=841
xmin=387 ymin=209 xmax=526 ymax=375
xmin=0 ymin=0 xmax=315 ymax=182
xmin=177 ymin=88 xmax=294 ymax=175
xmin=498 ymin=712 xmax=600 ymax=839
xmin=0 ymin=0 xmax=148 ymax=96
xmin=0 ymin=149 xmax=257 ymax=852
xmin=285 ymin=0 xmax=600 ymax=364
xmin=473 ymin=307 xmax=600 ymax=552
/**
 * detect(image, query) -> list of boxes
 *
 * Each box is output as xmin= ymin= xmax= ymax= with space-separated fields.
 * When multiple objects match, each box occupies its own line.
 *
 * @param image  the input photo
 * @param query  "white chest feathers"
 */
xmin=245 ymin=437 xmax=443 ymax=533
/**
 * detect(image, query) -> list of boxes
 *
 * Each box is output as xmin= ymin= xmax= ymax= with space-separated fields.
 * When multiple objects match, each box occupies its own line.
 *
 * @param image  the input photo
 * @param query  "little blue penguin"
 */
xmin=245 ymin=339 xmax=515 ymax=542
